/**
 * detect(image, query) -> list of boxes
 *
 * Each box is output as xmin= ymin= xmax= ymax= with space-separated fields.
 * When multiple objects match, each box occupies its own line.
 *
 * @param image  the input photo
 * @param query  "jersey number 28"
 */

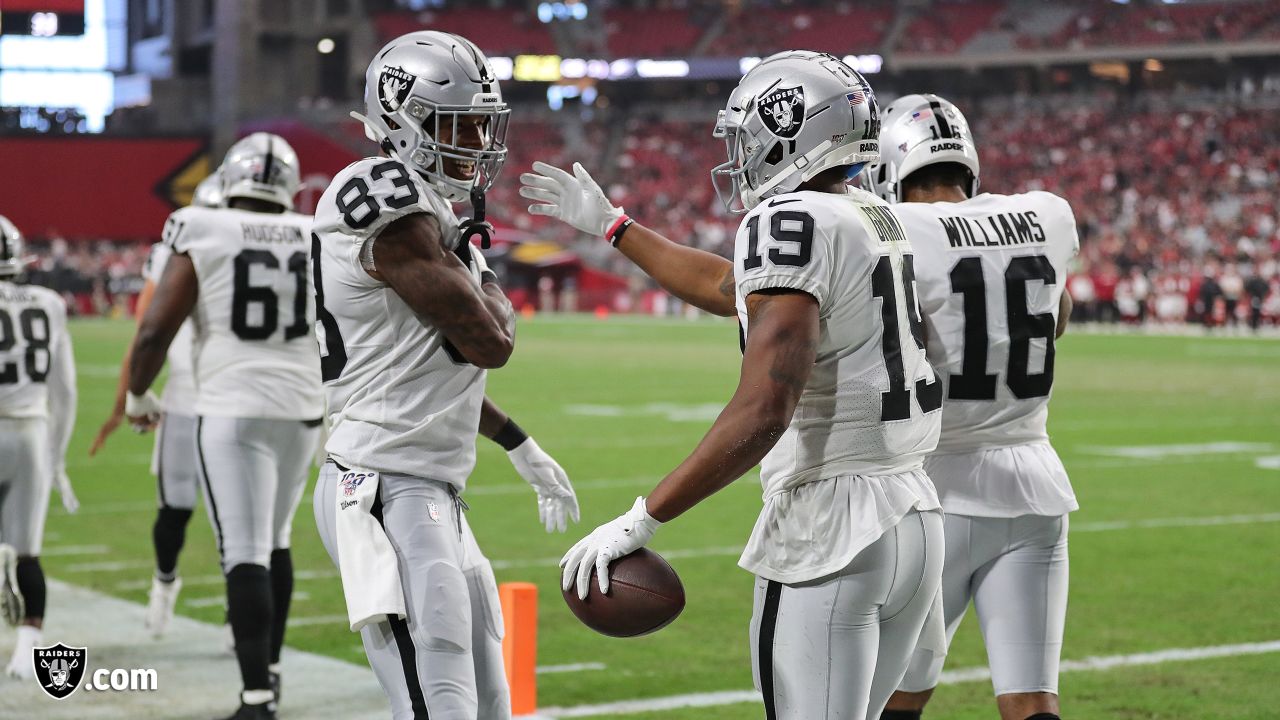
xmin=0 ymin=308 xmax=51 ymax=384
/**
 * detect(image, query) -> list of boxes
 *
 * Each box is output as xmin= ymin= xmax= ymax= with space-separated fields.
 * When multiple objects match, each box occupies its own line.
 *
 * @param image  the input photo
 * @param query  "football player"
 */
xmin=89 ymin=168 xmax=224 ymax=639
xmin=311 ymin=31 xmax=578 ymax=720
xmin=125 ymin=134 xmax=323 ymax=720
xmin=864 ymin=95 xmax=1076 ymax=720
xmin=0 ymin=215 xmax=78 ymax=678
xmin=541 ymin=52 xmax=945 ymax=719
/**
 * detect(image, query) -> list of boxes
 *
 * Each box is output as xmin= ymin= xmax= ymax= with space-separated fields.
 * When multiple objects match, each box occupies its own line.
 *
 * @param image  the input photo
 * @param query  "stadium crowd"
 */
xmin=23 ymin=84 xmax=1280 ymax=329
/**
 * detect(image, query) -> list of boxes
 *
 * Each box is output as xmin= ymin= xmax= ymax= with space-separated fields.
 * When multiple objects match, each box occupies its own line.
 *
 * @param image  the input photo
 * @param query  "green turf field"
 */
xmin=54 ymin=317 xmax=1280 ymax=718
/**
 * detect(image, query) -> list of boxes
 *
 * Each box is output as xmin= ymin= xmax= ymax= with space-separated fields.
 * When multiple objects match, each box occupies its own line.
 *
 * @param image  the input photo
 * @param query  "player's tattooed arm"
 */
xmin=613 ymin=222 xmax=738 ymax=317
xmin=128 ymin=255 xmax=198 ymax=395
xmin=644 ymin=289 xmax=818 ymax=522
xmin=1057 ymin=288 xmax=1072 ymax=339
xmin=373 ymin=212 xmax=515 ymax=369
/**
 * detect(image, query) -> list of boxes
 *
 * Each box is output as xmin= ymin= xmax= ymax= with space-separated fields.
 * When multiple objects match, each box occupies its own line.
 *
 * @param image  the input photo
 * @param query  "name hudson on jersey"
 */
xmin=939 ymin=211 xmax=1045 ymax=249
xmin=241 ymin=223 xmax=306 ymax=245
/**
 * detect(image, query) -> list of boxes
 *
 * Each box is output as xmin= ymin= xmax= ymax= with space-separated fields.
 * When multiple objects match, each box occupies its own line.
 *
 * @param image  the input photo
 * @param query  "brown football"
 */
xmin=561 ymin=548 xmax=685 ymax=638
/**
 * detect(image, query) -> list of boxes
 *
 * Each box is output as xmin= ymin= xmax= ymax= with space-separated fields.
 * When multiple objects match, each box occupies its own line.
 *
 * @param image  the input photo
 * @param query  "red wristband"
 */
xmin=605 ymin=215 xmax=633 ymax=247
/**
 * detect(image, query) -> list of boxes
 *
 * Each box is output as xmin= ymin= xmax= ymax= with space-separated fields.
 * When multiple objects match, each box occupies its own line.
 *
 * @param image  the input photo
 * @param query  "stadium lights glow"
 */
xmin=537 ymin=2 xmax=588 ymax=23
xmin=317 ymin=38 xmax=336 ymax=54
xmin=740 ymin=54 xmax=883 ymax=75
xmin=490 ymin=54 xmax=881 ymax=83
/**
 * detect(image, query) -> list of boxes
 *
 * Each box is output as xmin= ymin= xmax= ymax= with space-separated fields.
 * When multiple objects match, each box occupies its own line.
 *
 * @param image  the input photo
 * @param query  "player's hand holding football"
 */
xmin=560 ymin=497 xmax=662 ymax=600
xmin=508 ymin=439 xmax=579 ymax=533
xmin=520 ymin=161 xmax=625 ymax=237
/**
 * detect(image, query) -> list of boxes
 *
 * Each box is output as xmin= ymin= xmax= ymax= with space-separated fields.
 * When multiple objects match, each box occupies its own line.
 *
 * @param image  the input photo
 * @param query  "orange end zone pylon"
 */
xmin=500 ymin=581 xmax=539 ymax=716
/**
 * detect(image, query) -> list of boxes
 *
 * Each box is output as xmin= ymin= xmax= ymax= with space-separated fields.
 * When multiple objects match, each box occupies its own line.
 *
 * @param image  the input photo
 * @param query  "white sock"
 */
xmin=268 ymin=663 xmax=281 ymax=674
xmin=242 ymin=688 xmax=275 ymax=705
xmin=14 ymin=625 xmax=41 ymax=646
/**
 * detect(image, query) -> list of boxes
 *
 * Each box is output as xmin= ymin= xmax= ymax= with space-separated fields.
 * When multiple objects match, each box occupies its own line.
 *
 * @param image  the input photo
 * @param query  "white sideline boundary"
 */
xmin=539 ymin=641 xmax=1280 ymax=718
xmin=0 ymin=580 xmax=389 ymax=720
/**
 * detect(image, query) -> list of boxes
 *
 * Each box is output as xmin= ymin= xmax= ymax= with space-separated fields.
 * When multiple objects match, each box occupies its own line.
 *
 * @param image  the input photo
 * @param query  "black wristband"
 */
xmin=480 ymin=269 xmax=498 ymax=286
xmin=607 ymin=216 xmax=633 ymax=247
xmin=493 ymin=418 xmax=529 ymax=452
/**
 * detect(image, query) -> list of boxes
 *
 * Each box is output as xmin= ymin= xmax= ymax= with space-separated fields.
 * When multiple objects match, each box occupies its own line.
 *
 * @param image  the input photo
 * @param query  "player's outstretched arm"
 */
xmin=479 ymin=396 xmax=580 ymax=533
xmin=90 ymin=278 xmax=157 ymax=455
xmin=560 ymin=289 xmax=818 ymax=598
xmin=373 ymin=213 xmax=515 ymax=369
xmin=127 ymin=254 xmax=197 ymax=429
xmin=520 ymin=161 xmax=737 ymax=317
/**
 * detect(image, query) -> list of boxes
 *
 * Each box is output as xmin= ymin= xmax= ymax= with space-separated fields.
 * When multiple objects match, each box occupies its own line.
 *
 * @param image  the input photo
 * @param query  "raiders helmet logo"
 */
xmin=378 ymin=66 xmax=415 ymax=113
xmin=34 ymin=643 xmax=87 ymax=700
xmin=758 ymin=86 xmax=805 ymax=139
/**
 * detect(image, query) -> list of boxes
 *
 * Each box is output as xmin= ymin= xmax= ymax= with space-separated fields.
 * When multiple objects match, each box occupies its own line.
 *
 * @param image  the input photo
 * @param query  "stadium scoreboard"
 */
xmin=0 ymin=0 xmax=85 ymax=37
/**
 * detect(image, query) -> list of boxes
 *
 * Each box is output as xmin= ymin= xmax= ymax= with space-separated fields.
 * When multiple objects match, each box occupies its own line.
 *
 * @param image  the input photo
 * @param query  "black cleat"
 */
xmin=218 ymin=702 xmax=276 ymax=720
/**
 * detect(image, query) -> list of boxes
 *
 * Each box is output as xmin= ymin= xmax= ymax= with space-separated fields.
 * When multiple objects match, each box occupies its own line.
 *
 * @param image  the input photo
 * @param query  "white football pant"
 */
xmin=898 ymin=513 xmax=1069 ymax=696
xmin=153 ymin=413 xmax=199 ymax=510
xmin=750 ymin=508 xmax=945 ymax=720
xmin=0 ymin=417 xmax=51 ymax=556
xmin=314 ymin=463 xmax=510 ymax=720
xmin=194 ymin=416 xmax=320 ymax=570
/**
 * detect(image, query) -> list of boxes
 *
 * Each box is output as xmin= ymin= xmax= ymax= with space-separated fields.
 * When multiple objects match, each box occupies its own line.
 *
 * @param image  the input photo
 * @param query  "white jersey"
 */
xmin=0 ymin=280 xmax=77 ymax=469
xmin=734 ymin=188 xmax=942 ymax=583
xmin=313 ymin=157 xmax=485 ymax=488
xmin=163 ymin=206 xmax=324 ymax=420
xmin=143 ymin=243 xmax=197 ymax=413
xmin=896 ymin=191 xmax=1079 ymax=516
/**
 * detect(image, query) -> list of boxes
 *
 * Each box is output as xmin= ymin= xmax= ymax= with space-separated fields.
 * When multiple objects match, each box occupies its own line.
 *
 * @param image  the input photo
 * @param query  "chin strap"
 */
xmin=459 ymin=186 xmax=493 ymax=250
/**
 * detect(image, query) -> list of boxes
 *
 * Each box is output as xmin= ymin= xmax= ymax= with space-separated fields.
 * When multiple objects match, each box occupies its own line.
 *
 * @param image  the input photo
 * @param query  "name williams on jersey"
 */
xmin=939 ymin=211 xmax=1046 ymax=249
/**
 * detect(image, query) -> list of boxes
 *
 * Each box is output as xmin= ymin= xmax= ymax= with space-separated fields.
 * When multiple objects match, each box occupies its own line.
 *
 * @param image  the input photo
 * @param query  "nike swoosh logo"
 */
xmin=768 ymin=197 xmax=802 ymax=207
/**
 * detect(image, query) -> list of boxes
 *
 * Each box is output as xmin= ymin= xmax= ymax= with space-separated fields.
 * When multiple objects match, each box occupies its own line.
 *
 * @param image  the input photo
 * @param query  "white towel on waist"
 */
xmin=334 ymin=468 xmax=406 ymax=632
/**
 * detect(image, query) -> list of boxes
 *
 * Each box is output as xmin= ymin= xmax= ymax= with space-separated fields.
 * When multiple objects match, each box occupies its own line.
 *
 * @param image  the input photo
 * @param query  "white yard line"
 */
xmin=286 ymin=613 xmax=348 ymax=628
xmin=1073 ymin=513 xmax=1280 ymax=532
xmin=538 ymin=662 xmax=607 ymax=675
xmin=65 ymin=560 xmax=154 ymax=574
xmin=540 ymin=640 xmax=1280 ymax=718
xmin=42 ymin=544 xmax=110 ymax=556
xmin=0 ymin=580 xmax=389 ymax=719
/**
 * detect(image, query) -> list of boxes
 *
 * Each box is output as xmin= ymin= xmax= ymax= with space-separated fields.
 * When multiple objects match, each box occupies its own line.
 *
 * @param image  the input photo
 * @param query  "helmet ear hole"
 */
xmin=764 ymin=142 xmax=784 ymax=166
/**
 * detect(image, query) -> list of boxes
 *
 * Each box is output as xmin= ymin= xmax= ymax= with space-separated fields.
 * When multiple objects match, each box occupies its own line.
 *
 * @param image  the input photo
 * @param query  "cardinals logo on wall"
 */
xmin=378 ymin=66 xmax=415 ymax=113
xmin=759 ymin=86 xmax=806 ymax=139
xmin=34 ymin=644 xmax=87 ymax=700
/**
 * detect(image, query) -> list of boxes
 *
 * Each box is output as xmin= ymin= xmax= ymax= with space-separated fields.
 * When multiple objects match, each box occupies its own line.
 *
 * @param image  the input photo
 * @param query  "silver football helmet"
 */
xmin=712 ymin=50 xmax=880 ymax=213
xmin=0 ymin=215 xmax=27 ymax=278
xmin=354 ymin=31 xmax=510 ymax=202
xmin=192 ymin=167 xmax=225 ymax=208
xmin=861 ymin=93 xmax=980 ymax=204
xmin=220 ymin=133 xmax=300 ymax=210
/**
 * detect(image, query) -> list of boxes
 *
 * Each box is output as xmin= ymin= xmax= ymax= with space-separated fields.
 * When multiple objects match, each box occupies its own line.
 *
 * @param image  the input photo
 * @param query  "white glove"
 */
xmin=520 ymin=161 xmax=626 ymax=237
xmin=508 ymin=439 xmax=579 ymax=533
xmin=125 ymin=390 xmax=162 ymax=432
xmin=53 ymin=465 xmax=79 ymax=514
xmin=560 ymin=497 xmax=662 ymax=600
